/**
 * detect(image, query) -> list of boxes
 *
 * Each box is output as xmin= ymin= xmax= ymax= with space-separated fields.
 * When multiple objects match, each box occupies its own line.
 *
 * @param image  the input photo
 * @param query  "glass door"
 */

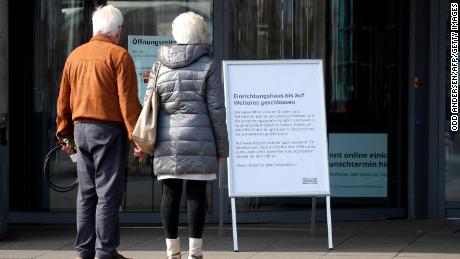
xmin=225 ymin=0 xmax=407 ymax=218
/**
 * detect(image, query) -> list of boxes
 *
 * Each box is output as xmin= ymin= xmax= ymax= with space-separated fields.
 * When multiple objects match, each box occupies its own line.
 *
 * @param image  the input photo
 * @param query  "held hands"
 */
xmin=133 ymin=145 xmax=145 ymax=161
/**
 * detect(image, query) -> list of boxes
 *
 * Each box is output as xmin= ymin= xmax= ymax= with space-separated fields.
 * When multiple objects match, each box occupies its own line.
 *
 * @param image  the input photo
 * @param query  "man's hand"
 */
xmin=217 ymin=157 xmax=226 ymax=162
xmin=133 ymin=145 xmax=145 ymax=161
xmin=61 ymin=144 xmax=75 ymax=155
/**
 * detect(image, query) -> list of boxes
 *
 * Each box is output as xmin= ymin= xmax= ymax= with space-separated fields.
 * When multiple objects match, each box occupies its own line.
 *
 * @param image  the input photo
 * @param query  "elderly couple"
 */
xmin=56 ymin=5 xmax=228 ymax=259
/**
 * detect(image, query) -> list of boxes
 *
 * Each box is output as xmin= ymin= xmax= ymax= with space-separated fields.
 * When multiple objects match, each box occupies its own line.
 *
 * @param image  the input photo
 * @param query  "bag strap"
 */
xmin=144 ymin=62 xmax=161 ymax=105
xmin=152 ymin=61 xmax=161 ymax=91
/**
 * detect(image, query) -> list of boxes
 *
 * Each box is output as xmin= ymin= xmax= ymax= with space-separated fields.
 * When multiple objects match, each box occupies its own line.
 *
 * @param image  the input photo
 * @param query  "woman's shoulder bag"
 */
xmin=132 ymin=62 xmax=161 ymax=155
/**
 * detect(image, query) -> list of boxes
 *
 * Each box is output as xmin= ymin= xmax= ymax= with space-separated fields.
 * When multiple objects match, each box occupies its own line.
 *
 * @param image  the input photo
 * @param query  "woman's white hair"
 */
xmin=92 ymin=5 xmax=123 ymax=36
xmin=172 ymin=12 xmax=207 ymax=44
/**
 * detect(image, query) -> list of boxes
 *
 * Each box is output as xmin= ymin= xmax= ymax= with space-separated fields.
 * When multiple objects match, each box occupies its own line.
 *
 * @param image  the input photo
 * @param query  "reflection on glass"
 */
xmin=228 ymin=0 xmax=326 ymax=60
xmin=46 ymin=0 xmax=92 ymax=211
xmin=42 ymin=0 xmax=213 ymax=212
xmin=109 ymin=1 xmax=213 ymax=51
xmin=329 ymin=0 xmax=399 ymax=118
xmin=49 ymin=149 xmax=78 ymax=211
xmin=329 ymin=0 xmax=354 ymax=113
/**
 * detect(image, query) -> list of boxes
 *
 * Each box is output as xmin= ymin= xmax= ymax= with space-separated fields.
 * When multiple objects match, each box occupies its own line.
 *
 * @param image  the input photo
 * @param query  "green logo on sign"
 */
xmin=303 ymin=178 xmax=318 ymax=184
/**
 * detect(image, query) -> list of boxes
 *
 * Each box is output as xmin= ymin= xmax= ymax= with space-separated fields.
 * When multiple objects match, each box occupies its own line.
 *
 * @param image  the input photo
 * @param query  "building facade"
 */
xmin=0 ymin=0 xmax=458 ymax=227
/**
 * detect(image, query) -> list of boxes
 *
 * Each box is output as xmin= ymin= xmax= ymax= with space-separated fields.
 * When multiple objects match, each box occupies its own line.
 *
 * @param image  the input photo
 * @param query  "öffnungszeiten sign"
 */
xmin=451 ymin=3 xmax=459 ymax=132
xmin=128 ymin=35 xmax=175 ymax=103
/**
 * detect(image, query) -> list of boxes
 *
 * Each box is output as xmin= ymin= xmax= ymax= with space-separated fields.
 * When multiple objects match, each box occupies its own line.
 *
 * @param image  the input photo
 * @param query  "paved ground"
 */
xmin=0 ymin=220 xmax=460 ymax=258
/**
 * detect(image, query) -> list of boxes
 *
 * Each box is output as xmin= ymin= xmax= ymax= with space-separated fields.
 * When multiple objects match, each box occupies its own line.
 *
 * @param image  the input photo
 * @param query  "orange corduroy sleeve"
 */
xmin=56 ymin=62 xmax=73 ymax=141
xmin=116 ymin=53 xmax=141 ymax=140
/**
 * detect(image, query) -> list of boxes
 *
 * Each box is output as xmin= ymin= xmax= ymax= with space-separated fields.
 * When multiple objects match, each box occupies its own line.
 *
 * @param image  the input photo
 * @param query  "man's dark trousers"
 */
xmin=74 ymin=122 xmax=127 ymax=259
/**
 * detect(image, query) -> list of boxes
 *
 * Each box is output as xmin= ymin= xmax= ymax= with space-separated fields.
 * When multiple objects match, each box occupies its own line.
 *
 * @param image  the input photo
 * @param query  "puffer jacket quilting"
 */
xmin=146 ymin=44 xmax=229 ymax=177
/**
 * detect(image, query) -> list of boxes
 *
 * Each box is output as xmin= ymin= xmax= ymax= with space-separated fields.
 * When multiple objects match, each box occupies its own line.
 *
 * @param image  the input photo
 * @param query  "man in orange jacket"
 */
xmin=56 ymin=5 xmax=141 ymax=259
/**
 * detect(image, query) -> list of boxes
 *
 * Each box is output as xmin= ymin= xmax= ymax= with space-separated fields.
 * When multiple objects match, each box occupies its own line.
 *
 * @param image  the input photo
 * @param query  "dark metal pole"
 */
xmin=0 ymin=0 xmax=9 ymax=240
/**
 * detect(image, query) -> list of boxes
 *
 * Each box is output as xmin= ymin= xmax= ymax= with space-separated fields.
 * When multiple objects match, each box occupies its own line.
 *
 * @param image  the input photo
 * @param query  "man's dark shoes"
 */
xmin=95 ymin=253 xmax=132 ymax=259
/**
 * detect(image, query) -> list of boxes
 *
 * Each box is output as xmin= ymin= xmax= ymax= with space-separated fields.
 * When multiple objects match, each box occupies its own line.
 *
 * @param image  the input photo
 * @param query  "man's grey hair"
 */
xmin=92 ymin=5 xmax=123 ymax=37
xmin=172 ymin=12 xmax=207 ymax=44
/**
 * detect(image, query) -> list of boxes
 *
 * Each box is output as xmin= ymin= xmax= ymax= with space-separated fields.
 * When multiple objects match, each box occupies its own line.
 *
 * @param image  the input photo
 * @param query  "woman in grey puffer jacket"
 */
xmin=140 ymin=12 xmax=228 ymax=259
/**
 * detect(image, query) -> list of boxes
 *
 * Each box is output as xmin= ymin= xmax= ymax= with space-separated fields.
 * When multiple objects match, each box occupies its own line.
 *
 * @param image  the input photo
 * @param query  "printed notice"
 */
xmin=128 ymin=35 xmax=175 ymax=103
xmin=224 ymin=61 xmax=330 ymax=196
xmin=233 ymin=109 xmax=317 ymax=161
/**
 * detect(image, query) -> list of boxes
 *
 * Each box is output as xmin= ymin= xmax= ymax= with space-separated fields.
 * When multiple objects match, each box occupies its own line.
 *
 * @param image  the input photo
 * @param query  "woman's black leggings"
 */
xmin=161 ymin=179 xmax=207 ymax=239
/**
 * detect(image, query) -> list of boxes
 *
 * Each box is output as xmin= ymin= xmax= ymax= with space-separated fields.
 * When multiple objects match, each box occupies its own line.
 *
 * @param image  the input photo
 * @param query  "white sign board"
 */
xmin=223 ymin=60 xmax=330 ymax=197
xmin=128 ymin=35 xmax=175 ymax=103
xmin=329 ymin=133 xmax=388 ymax=197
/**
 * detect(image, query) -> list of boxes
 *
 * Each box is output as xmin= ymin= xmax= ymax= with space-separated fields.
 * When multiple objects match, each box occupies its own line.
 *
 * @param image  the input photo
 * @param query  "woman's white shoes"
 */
xmin=166 ymin=238 xmax=181 ymax=259
xmin=166 ymin=237 xmax=203 ymax=259
xmin=188 ymin=238 xmax=203 ymax=259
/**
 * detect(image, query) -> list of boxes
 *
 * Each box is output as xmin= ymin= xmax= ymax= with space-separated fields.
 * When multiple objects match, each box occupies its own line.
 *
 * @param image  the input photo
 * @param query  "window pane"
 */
xmin=38 ymin=0 xmax=213 ymax=212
